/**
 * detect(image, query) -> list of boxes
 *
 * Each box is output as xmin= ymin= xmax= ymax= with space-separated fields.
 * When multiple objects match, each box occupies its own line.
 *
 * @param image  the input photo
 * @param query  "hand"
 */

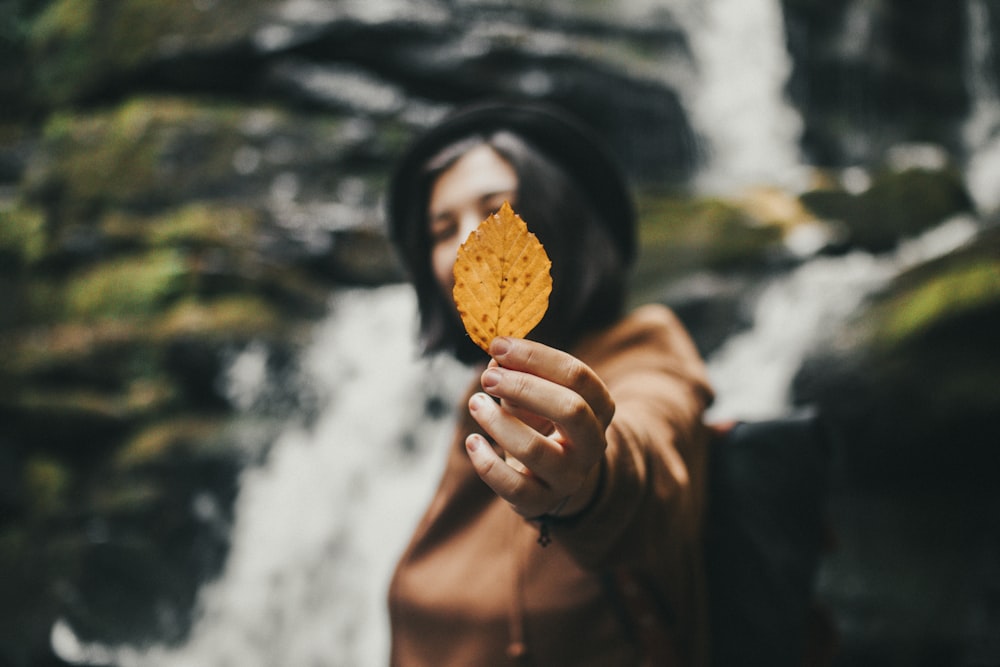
xmin=465 ymin=336 xmax=615 ymax=519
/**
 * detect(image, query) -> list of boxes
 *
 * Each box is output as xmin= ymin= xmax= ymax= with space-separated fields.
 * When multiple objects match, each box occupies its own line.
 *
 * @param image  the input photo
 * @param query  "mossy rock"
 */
xmin=0 ymin=204 xmax=48 ymax=329
xmin=801 ymin=166 xmax=973 ymax=253
xmin=111 ymin=416 xmax=231 ymax=471
xmin=63 ymin=248 xmax=190 ymax=321
xmin=15 ymin=206 xmax=328 ymax=324
xmin=836 ymin=224 xmax=1000 ymax=350
xmin=1 ymin=319 xmax=157 ymax=390
xmin=632 ymin=191 xmax=785 ymax=297
xmin=27 ymin=0 xmax=270 ymax=106
xmin=101 ymin=201 xmax=261 ymax=250
xmin=1 ymin=291 xmax=295 ymax=388
xmin=153 ymin=294 xmax=287 ymax=340
xmin=23 ymin=455 xmax=73 ymax=519
xmin=9 ymin=372 xmax=176 ymax=421
xmin=64 ymin=426 xmax=241 ymax=647
xmin=326 ymin=227 xmax=407 ymax=285
xmin=0 ymin=203 xmax=46 ymax=269
xmin=102 ymin=203 xmax=330 ymax=316
xmin=0 ymin=379 xmax=177 ymax=454
xmin=853 ymin=225 xmax=1000 ymax=421
xmin=23 ymin=97 xmax=392 ymax=261
xmin=871 ymin=257 xmax=1000 ymax=350
xmin=0 ymin=292 xmax=294 ymax=453
xmin=793 ymin=226 xmax=1000 ymax=488
xmin=0 ymin=524 xmax=87 ymax=667
xmin=26 ymin=98 xmax=248 ymax=219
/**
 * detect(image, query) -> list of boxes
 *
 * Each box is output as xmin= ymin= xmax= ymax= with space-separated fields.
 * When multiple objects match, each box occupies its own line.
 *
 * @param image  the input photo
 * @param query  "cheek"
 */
xmin=431 ymin=242 xmax=458 ymax=297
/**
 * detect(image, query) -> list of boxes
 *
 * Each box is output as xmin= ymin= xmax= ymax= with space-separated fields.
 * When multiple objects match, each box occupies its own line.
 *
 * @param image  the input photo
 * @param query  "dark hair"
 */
xmin=388 ymin=102 xmax=636 ymax=364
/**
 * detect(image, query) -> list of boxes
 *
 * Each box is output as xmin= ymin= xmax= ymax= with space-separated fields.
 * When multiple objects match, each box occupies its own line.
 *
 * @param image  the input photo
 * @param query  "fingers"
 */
xmin=489 ymin=337 xmax=615 ymax=428
xmin=481 ymin=367 xmax=603 ymax=462
xmin=466 ymin=431 xmax=552 ymax=518
xmin=465 ymin=337 xmax=614 ymax=517
xmin=468 ymin=393 xmax=581 ymax=491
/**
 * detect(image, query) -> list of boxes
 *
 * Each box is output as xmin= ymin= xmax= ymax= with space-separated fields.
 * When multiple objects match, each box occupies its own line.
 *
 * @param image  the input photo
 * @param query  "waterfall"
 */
xmin=705 ymin=215 xmax=981 ymax=422
xmin=54 ymin=222 xmax=980 ymax=667
xmin=53 ymin=285 xmax=474 ymax=667
xmin=46 ymin=2 xmax=991 ymax=666
xmin=963 ymin=0 xmax=1000 ymax=215
xmin=676 ymin=0 xmax=809 ymax=193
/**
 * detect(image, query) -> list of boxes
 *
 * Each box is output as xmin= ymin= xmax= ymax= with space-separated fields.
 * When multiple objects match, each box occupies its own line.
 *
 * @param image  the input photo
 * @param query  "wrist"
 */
xmin=555 ymin=456 xmax=606 ymax=519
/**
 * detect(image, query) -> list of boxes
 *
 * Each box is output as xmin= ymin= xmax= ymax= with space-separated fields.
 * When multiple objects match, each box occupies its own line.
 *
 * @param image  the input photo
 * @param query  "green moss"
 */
xmin=88 ymin=481 xmax=161 ymax=516
xmin=102 ymin=202 xmax=261 ymax=248
xmin=155 ymin=295 xmax=284 ymax=340
xmin=30 ymin=98 xmax=245 ymax=218
xmin=27 ymin=0 xmax=99 ymax=104
xmin=21 ymin=275 xmax=66 ymax=324
xmin=114 ymin=417 xmax=227 ymax=469
xmin=64 ymin=249 xmax=188 ymax=321
xmin=801 ymin=167 xmax=972 ymax=251
xmin=28 ymin=0 xmax=268 ymax=105
xmin=33 ymin=107 xmax=159 ymax=214
xmin=0 ymin=320 xmax=136 ymax=378
xmin=632 ymin=191 xmax=783 ymax=295
xmin=0 ymin=204 xmax=47 ymax=267
xmin=16 ymin=387 xmax=128 ymax=420
xmin=24 ymin=456 xmax=71 ymax=517
xmin=878 ymin=259 xmax=1000 ymax=345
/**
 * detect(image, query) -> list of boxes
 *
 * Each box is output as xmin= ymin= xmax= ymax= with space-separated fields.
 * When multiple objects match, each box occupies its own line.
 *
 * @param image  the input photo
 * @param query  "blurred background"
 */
xmin=1 ymin=1 xmax=998 ymax=665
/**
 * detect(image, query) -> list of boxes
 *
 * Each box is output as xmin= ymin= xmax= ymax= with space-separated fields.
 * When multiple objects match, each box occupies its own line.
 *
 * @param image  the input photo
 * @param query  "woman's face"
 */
xmin=427 ymin=143 xmax=518 ymax=297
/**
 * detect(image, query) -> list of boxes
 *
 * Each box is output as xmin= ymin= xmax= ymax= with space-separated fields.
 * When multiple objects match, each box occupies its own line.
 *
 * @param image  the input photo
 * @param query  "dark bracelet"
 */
xmin=532 ymin=496 xmax=570 ymax=547
xmin=532 ymin=458 xmax=607 ymax=547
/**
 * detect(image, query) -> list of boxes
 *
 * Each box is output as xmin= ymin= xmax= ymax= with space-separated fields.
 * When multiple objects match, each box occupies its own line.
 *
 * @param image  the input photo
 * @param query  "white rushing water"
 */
xmin=53 ymin=214 xmax=980 ymax=667
xmin=963 ymin=0 xmax=1000 ymax=215
xmin=53 ymin=285 xmax=473 ymax=667
xmin=50 ymin=1 xmax=992 ymax=664
xmin=676 ymin=0 xmax=809 ymax=193
xmin=705 ymin=215 xmax=981 ymax=422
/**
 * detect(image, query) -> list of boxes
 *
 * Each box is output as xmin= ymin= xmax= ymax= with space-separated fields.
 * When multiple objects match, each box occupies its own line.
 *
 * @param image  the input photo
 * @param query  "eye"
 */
xmin=429 ymin=215 xmax=458 ymax=245
xmin=482 ymin=193 xmax=516 ymax=218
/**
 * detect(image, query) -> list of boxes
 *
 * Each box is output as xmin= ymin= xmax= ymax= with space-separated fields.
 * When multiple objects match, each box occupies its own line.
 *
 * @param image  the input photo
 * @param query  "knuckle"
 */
xmin=604 ymin=398 xmax=616 ymax=425
xmin=510 ymin=372 xmax=532 ymax=399
xmin=559 ymin=393 xmax=591 ymax=424
xmin=506 ymin=478 xmax=534 ymax=507
xmin=475 ymin=448 xmax=498 ymax=477
xmin=563 ymin=358 xmax=590 ymax=387
xmin=521 ymin=342 xmax=540 ymax=367
xmin=519 ymin=434 xmax=549 ymax=467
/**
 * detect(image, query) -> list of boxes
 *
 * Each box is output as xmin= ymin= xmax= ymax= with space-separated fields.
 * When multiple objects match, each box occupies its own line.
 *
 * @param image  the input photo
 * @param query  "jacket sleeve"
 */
xmin=546 ymin=304 xmax=714 ymax=571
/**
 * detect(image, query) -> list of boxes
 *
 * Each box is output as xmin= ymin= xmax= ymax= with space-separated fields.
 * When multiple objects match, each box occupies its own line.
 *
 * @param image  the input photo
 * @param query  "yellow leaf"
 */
xmin=453 ymin=201 xmax=553 ymax=352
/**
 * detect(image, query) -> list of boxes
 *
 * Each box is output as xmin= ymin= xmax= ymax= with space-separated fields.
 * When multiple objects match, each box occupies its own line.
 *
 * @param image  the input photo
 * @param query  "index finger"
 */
xmin=488 ymin=337 xmax=615 ymax=427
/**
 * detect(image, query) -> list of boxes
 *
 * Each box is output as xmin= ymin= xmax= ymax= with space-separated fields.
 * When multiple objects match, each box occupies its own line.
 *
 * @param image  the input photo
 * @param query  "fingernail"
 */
xmin=481 ymin=368 xmax=501 ymax=390
xmin=466 ymin=435 xmax=480 ymax=453
xmin=469 ymin=393 xmax=487 ymax=411
xmin=490 ymin=337 xmax=511 ymax=357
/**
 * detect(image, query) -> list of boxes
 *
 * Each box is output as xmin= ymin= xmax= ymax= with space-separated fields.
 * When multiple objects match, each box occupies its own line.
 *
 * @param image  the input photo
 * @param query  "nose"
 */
xmin=456 ymin=210 xmax=481 ymax=245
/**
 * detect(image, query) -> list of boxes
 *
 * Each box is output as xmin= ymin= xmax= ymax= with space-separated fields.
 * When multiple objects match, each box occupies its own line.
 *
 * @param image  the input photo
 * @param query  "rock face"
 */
xmin=795 ymin=225 xmax=1000 ymax=487
xmin=0 ymin=4 xmax=702 ymax=664
xmin=780 ymin=0 xmax=973 ymax=165
xmin=791 ymin=225 xmax=1000 ymax=666
xmin=1 ymin=1 xmax=999 ymax=665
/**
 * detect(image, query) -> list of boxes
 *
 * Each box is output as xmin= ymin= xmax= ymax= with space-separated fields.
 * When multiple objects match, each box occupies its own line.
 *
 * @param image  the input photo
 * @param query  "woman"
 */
xmin=385 ymin=100 xmax=715 ymax=666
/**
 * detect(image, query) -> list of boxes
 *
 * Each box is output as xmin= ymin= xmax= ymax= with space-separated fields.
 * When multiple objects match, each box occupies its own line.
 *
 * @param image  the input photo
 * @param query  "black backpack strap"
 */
xmin=705 ymin=413 xmax=833 ymax=667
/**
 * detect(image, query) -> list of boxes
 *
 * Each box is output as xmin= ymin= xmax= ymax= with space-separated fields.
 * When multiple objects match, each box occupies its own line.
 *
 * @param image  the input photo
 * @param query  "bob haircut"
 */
xmin=387 ymin=101 xmax=637 ymax=364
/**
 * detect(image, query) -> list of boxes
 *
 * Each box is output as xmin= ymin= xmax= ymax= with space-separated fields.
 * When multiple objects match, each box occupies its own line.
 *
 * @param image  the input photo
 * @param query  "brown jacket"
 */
xmin=389 ymin=304 xmax=714 ymax=666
